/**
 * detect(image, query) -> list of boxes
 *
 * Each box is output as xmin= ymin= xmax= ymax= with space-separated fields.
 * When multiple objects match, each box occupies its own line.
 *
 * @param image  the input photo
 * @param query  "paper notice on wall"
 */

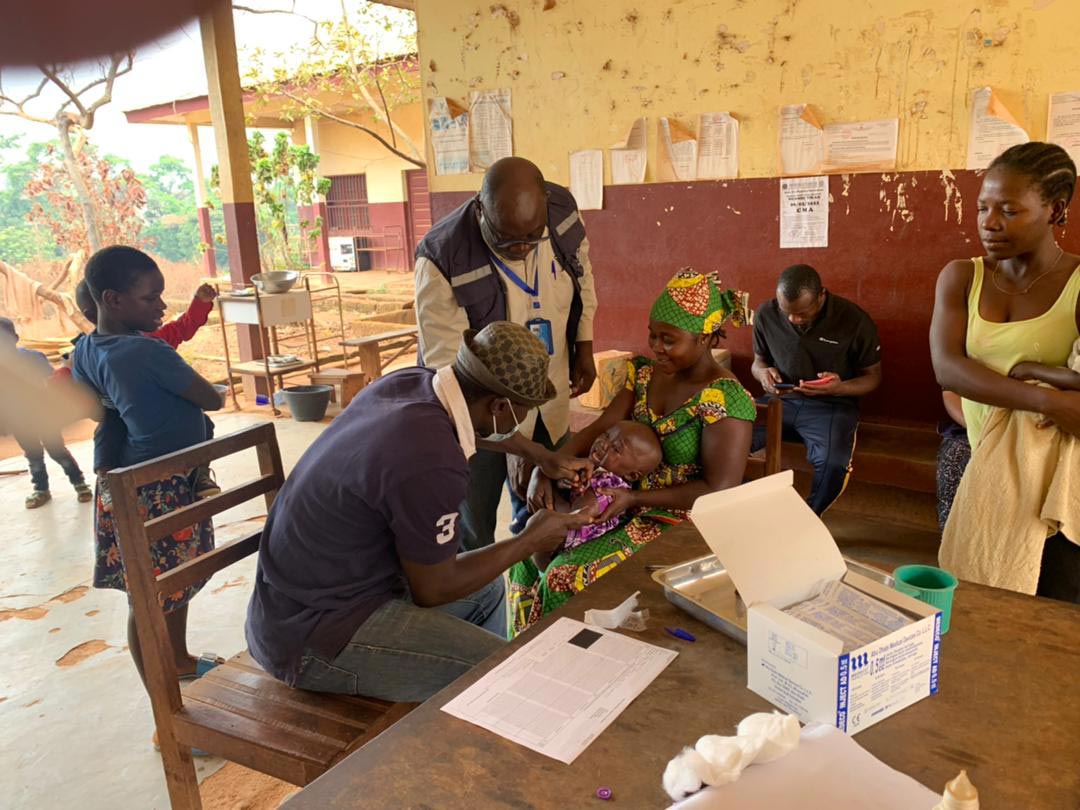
xmin=468 ymin=88 xmax=513 ymax=172
xmin=697 ymin=112 xmax=739 ymax=179
xmin=821 ymin=118 xmax=898 ymax=173
xmin=569 ymin=149 xmax=603 ymax=210
xmin=429 ymin=97 xmax=469 ymax=176
xmin=966 ymin=86 xmax=1029 ymax=170
xmin=779 ymin=104 xmax=825 ymax=176
xmin=609 ymin=118 xmax=647 ymax=185
xmin=1048 ymin=91 xmax=1080 ymax=168
xmin=658 ymin=117 xmax=698 ymax=181
xmin=780 ymin=176 xmax=829 ymax=249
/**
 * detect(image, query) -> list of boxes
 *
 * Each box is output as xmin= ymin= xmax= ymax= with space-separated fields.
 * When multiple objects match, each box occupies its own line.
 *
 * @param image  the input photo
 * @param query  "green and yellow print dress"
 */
xmin=508 ymin=356 xmax=756 ymax=635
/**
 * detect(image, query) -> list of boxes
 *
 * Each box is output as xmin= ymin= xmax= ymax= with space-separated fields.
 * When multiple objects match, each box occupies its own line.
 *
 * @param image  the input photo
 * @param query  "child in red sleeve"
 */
xmin=71 ymin=280 xmax=222 ymax=496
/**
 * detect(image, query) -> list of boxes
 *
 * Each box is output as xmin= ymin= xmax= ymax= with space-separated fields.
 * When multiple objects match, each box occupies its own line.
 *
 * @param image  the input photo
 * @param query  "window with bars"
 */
xmin=325 ymin=173 xmax=371 ymax=234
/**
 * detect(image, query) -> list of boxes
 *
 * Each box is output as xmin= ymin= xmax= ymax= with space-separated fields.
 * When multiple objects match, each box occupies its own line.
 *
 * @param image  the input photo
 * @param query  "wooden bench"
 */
xmin=108 ymin=424 xmax=413 ymax=810
xmin=747 ymin=418 xmax=939 ymax=494
xmin=342 ymin=325 xmax=419 ymax=381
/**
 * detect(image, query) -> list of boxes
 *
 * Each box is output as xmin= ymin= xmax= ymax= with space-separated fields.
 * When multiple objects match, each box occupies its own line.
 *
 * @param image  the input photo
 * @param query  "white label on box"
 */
xmin=840 ymin=617 xmax=938 ymax=733
xmin=768 ymin=631 xmax=809 ymax=668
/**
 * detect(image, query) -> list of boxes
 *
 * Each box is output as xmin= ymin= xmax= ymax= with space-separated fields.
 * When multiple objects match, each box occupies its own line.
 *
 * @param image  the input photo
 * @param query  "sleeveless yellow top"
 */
xmin=963 ymin=256 xmax=1080 ymax=446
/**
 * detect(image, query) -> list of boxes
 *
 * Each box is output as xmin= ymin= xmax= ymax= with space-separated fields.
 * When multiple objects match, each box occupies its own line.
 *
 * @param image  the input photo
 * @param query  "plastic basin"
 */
xmin=280 ymin=385 xmax=332 ymax=422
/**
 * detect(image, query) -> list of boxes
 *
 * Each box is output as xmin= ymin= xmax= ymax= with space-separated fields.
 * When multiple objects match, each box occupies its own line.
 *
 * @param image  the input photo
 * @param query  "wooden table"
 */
xmin=283 ymin=527 xmax=1080 ymax=809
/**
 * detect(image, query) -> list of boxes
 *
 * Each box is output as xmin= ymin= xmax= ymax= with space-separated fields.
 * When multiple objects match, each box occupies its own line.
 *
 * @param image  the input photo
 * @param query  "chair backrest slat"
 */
xmin=144 ymin=475 xmax=278 ymax=543
xmin=109 ymin=422 xmax=278 ymax=489
xmin=155 ymin=532 xmax=262 ymax=597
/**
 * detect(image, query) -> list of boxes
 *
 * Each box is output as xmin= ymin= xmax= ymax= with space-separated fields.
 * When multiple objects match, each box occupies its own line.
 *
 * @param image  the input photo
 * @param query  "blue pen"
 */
xmin=665 ymin=627 xmax=696 ymax=642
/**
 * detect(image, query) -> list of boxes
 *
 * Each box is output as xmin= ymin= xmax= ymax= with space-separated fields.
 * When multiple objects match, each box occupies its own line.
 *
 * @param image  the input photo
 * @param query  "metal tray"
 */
xmin=651 ymin=554 xmax=895 ymax=644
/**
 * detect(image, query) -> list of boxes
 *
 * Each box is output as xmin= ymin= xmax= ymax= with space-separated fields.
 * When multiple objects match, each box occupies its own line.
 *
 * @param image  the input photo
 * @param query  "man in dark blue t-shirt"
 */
xmin=246 ymin=321 xmax=593 ymax=702
xmin=750 ymin=264 xmax=882 ymax=514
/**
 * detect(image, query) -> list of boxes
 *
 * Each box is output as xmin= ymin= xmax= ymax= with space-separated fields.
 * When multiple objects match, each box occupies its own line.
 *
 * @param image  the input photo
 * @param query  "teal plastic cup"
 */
xmin=893 ymin=565 xmax=958 ymax=634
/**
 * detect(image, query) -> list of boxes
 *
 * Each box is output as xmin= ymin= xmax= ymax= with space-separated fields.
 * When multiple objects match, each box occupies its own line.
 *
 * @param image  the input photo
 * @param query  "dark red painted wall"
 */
xmin=432 ymin=172 xmax=1080 ymax=426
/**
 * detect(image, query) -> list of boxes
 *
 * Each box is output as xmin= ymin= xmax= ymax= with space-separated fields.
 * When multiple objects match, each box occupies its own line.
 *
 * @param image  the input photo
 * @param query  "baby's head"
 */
xmin=589 ymin=421 xmax=662 ymax=482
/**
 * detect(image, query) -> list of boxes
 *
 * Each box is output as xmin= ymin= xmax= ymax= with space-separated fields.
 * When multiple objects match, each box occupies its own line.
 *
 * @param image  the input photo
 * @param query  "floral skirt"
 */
xmin=508 ymin=511 xmax=680 ymax=636
xmin=93 ymin=473 xmax=215 ymax=613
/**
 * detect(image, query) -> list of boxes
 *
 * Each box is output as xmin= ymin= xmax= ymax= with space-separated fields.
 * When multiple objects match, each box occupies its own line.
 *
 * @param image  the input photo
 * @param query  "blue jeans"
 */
xmin=294 ymin=578 xmax=507 ymax=702
xmin=751 ymin=395 xmax=859 ymax=514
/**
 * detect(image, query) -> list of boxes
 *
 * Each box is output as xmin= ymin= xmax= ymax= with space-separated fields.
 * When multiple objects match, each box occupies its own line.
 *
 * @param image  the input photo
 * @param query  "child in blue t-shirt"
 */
xmin=72 ymin=245 xmax=225 ymax=697
xmin=0 ymin=316 xmax=91 ymax=508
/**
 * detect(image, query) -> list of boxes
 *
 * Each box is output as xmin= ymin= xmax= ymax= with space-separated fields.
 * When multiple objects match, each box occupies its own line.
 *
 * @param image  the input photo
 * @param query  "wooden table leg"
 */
xmin=356 ymin=345 xmax=383 ymax=382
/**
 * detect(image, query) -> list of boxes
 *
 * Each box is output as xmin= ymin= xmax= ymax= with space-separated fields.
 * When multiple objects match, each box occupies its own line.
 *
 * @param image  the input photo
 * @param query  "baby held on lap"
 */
xmin=531 ymin=421 xmax=663 ymax=570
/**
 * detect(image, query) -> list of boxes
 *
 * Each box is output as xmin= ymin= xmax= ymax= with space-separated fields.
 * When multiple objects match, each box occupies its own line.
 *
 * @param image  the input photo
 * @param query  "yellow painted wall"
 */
xmin=290 ymin=102 xmax=425 ymax=203
xmin=415 ymin=0 xmax=1080 ymax=192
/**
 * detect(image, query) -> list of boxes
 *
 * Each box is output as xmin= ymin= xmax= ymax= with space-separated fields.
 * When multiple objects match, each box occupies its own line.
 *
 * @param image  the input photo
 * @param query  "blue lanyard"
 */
xmin=489 ymin=253 xmax=555 ymax=310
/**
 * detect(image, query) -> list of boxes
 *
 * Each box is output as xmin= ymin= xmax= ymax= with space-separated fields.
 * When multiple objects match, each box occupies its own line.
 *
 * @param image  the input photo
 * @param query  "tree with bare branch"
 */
xmin=241 ymin=2 xmax=424 ymax=169
xmin=0 ymin=53 xmax=134 ymax=255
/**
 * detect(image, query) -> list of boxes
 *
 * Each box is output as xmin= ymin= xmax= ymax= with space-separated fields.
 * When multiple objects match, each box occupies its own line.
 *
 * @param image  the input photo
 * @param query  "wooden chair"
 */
xmin=745 ymin=397 xmax=784 ymax=479
xmin=108 ymin=423 xmax=413 ymax=810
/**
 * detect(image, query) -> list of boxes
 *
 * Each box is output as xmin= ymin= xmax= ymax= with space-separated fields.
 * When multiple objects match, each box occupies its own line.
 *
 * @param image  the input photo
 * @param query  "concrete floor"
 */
xmin=0 ymin=410 xmax=330 ymax=810
xmin=1 ymin=397 xmax=939 ymax=809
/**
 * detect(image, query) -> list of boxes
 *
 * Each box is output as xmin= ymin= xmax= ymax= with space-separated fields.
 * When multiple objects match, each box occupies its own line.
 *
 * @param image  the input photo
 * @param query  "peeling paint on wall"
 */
xmin=939 ymin=170 xmax=964 ymax=224
xmin=418 ymin=0 xmax=1080 ymax=191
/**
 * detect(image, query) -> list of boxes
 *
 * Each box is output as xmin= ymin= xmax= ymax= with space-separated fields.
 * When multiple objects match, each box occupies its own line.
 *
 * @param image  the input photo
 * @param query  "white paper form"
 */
xmin=822 ymin=118 xmax=898 ymax=173
xmin=659 ymin=117 xmax=698 ymax=181
xmin=670 ymin=724 xmax=938 ymax=810
xmin=1048 ymin=91 xmax=1080 ymax=168
xmin=697 ymin=112 xmax=739 ymax=179
xmin=779 ymin=176 xmax=829 ymax=248
xmin=569 ymin=149 xmax=603 ymax=210
xmin=966 ymin=86 xmax=1029 ymax=170
xmin=779 ymin=104 xmax=824 ymax=175
xmin=784 ymin=580 xmax=912 ymax=652
xmin=609 ymin=118 xmax=648 ymax=185
xmin=441 ymin=617 xmax=677 ymax=764
xmin=468 ymin=88 xmax=513 ymax=172
xmin=428 ymin=97 xmax=469 ymax=176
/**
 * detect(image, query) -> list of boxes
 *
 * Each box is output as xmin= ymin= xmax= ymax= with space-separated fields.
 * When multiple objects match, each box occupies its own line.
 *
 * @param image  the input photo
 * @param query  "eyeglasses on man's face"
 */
xmin=477 ymin=201 xmax=549 ymax=254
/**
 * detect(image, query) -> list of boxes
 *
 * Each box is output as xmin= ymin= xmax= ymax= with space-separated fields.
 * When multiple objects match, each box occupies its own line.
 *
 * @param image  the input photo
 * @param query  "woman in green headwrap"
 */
xmin=508 ymin=269 xmax=756 ymax=634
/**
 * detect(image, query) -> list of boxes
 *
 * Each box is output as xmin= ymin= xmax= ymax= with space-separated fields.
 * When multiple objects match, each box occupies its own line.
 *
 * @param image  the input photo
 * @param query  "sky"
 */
xmin=0 ymin=0 xmax=415 ymax=175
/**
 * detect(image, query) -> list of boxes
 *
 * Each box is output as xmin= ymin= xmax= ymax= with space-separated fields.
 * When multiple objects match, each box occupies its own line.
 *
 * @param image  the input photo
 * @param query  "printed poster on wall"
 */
xmin=1048 ymin=91 xmax=1080 ymax=169
xmin=468 ymin=88 xmax=513 ymax=172
xmin=609 ymin=118 xmax=648 ymax=185
xmin=658 ymin=117 xmax=698 ymax=181
xmin=821 ymin=118 xmax=898 ymax=173
xmin=779 ymin=104 xmax=825 ymax=176
xmin=569 ymin=149 xmax=603 ymax=210
xmin=697 ymin=112 xmax=739 ymax=179
xmin=428 ymin=97 xmax=469 ymax=176
xmin=780 ymin=176 xmax=829 ymax=249
xmin=966 ymin=87 xmax=1028 ymax=170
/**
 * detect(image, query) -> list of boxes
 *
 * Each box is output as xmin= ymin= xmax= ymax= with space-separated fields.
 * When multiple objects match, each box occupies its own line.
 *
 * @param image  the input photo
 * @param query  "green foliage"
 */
xmin=141 ymin=155 xmax=203 ymax=263
xmin=243 ymin=3 xmax=423 ymax=167
xmin=213 ymin=131 xmax=330 ymax=271
xmin=0 ymin=136 xmax=57 ymax=264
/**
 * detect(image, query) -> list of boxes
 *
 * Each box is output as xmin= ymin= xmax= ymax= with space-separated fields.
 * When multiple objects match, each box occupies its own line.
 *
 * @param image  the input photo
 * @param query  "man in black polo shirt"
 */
xmin=751 ymin=264 xmax=882 ymax=514
xmin=245 ymin=322 xmax=592 ymax=702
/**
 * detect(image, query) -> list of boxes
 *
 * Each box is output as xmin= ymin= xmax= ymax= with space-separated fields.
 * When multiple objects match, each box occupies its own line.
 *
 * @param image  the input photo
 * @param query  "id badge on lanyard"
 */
xmin=491 ymin=253 xmax=557 ymax=355
xmin=526 ymin=317 xmax=554 ymax=355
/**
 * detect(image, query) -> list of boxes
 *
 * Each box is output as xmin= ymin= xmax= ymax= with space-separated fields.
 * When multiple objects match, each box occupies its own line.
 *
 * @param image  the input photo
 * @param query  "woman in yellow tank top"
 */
xmin=930 ymin=142 xmax=1080 ymax=602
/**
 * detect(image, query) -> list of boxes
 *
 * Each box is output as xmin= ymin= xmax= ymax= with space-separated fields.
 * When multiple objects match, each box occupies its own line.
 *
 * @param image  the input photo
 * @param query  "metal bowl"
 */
xmin=251 ymin=271 xmax=299 ymax=294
